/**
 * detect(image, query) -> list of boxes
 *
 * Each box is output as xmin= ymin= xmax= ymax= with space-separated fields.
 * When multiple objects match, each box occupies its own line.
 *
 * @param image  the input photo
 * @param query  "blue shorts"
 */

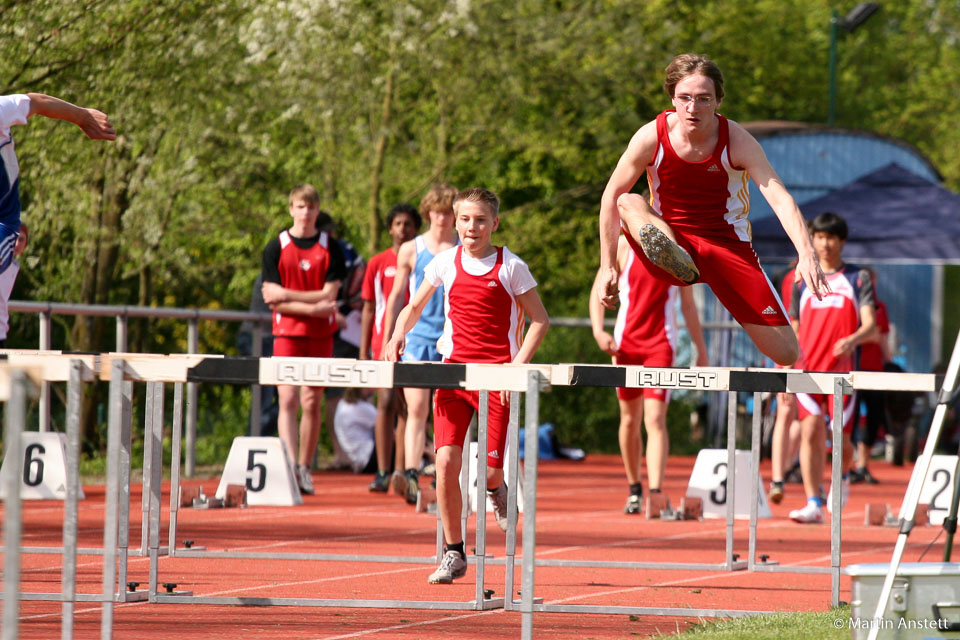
xmin=401 ymin=337 xmax=441 ymax=362
xmin=0 ymin=220 xmax=20 ymax=275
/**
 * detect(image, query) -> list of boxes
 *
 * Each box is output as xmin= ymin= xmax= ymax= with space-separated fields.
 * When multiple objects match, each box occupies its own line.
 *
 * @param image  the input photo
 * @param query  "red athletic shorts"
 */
xmin=795 ymin=391 xmax=858 ymax=434
xmin=624 ymin=228 xmax=789 ymax=327
xmin=434 ymin=388 xmax=510 ymax=469
xmin=273 ymin=335 xmax=334 ymax=358
xmin=614 ymin=349 xmax=673 ymax=402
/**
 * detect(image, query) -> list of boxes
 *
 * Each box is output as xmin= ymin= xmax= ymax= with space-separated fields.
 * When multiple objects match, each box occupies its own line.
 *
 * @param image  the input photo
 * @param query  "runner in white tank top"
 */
xmin=384 ymin=188 xmax=549 ymax=585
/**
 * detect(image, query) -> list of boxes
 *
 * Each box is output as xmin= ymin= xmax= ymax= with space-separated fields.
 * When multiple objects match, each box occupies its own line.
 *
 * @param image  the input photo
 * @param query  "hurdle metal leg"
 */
xmin=61 ymin=361 xmax=84 ymax=640
xmin=504 ymin=391 xmax=521 ymax=611
xmin=3 ymin=370 xmax=28 ymax=640
xmin=114 ymin=379 xmax=133 ymax=602
xmin=829 ymin=377 xmax=846 ymax=607
xmin=521 ymin=371 xmax=540 ymax=640
xmin=725 ymin=391 xmax=737 ymax=569
xmin=141 ymin=382 xmax=157 ymax=556
xmin=148 ymin=383 xmax=164 ymax=600
xmin=168 ymin=383 xmax=184 ymax=556
xmin=101 ymin=360 xmax=125 ymax=639
xmin=475 ymin=390 xmax=489 ymax=608
xmin=748 ymin=391 xmax=762 ymax=571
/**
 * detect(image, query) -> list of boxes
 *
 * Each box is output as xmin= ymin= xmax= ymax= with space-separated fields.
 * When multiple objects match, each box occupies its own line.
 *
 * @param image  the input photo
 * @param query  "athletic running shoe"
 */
xmin=768 ymin=481 xmax=785 ymax=505
xmin=827 ymin=477 xmax=850 ymax=514
xmin=638 ymin=224 xmax=699 ymax=285
xmin=404 ymin=470 xmax=419 ymax=505
xmin=624 ymin=494 xmax=642 ymax=515
xmin=850 ymin=467 xmax=879 ymax=485
xmin=391 ymin=469 xmax=407 ymax=497
xmin=368 ymin=471 xmax=390 ymax=493
xmin=488 ymin=482 xmax=511 ymax=532
xmin=297 ymin=464 xmax=315 ymax=495
xmin=428 ymin=549 xmax=468 ymax=584
xmin=789 ymin=501 xmax=824 ymax=524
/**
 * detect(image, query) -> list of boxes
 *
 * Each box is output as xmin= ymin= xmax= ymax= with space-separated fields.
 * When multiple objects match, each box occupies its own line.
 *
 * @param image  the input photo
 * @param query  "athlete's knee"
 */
xmin=616 ymin=192 xmax=645 ymax=214
xmin=767 ymin=335 xmax=799 ymax=367
xmin=436 ymin=447 xmax=461 ymax=478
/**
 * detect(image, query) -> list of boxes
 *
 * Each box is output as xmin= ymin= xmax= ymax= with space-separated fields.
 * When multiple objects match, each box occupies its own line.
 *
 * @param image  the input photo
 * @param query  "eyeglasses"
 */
xmin=674 ymin=94 xmax=715 ymax=106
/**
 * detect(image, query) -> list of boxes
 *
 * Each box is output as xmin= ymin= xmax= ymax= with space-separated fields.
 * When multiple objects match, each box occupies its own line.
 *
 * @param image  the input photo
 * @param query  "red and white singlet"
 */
xmin=361 ymin=247 xmax=402 ymax=358
xmin=426 ymin=246 xmax=534 ymax=364
xmin=646 ymin=110 xmax=751 ymax=241
xmin=272 ymin=230 xmax=337 ymax=339
xmin=614 ymin=251 xmax=678 ymax=361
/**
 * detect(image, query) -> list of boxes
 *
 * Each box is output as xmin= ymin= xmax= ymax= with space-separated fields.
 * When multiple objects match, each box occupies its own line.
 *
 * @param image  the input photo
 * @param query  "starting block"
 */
xmin=224 ymin=484 xmax=247 ymax=508
xmin=193 ymin=496 xmax=224 ymax=509
xmin=645 ymin=493 xmax=671 ymax=520
xmin=865 ymin=503 xmax=888 ymax=526
xmin=416 ymin=486 xmax=437 ymax=514
xmin=651 ymin=495 xmax=703 ymax=521
xmin=865 ymin=503 xmax=929 ymax=527
xmin=179 ymin=485 xmax=202 ymax=508
xmin=680 ymin=496 xmax=703 ymax=521
xmin=184 ymin=483 xmax=245 ymax=509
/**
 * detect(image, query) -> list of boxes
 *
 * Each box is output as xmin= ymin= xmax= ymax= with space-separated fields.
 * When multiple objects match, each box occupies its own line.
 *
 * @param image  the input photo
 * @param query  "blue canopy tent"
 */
xmin=751 ymin=163 xmax=960 ymax=264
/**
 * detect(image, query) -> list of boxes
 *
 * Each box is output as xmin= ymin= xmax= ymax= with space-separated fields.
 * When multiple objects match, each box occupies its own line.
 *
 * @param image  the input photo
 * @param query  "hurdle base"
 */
xmin=118 ymin=590 xmax=151 ymax=602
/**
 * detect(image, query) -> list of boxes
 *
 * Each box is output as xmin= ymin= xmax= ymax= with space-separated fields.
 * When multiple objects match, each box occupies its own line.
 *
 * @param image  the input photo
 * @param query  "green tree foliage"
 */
xmin=2 ymin=0 xmax=958 ymax=452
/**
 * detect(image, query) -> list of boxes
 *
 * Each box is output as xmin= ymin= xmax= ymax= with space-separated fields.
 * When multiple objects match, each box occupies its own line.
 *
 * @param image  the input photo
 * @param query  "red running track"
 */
xmin=4 ymin=454 xmax=945 ymax=639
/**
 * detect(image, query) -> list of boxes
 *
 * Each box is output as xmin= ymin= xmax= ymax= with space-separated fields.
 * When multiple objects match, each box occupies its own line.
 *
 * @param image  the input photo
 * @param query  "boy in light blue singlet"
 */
xmin=382 ymin=184 xmax=459 ymax=504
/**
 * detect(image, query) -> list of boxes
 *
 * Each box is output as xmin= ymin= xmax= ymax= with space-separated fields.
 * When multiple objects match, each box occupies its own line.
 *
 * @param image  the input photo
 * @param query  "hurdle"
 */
xmin=1 ymin=350 xmax=944 ymax=639
xmin=0 ymin=352 xmax=184 ymax=613
xmin=120 ymin=356 xmax=552 ymax=613
xmin=510 ymin=363 xmax=940 ymax=634
xmin=1 ymin=364 xmax=41 ymax=640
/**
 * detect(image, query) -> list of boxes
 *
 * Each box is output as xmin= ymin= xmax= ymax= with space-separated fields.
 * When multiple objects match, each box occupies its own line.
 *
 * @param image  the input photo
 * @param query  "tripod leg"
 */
xmin=942 ymin=410 xmax=960 ymax=562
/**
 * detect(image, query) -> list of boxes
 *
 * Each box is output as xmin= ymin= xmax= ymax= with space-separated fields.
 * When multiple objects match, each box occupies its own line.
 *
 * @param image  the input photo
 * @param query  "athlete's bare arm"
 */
xmin=383 ymin=278 xmax=438 ymax=362
xmin=261 ymin=281 xmax=339 ymax=305
xmin=268 ymin=281 xmax=339 ymax=317
xmin=834 ymin=303 xmax=877 ymax=359
xmin=359 ymin=299 xmax=375 ymax=360
xmin=512 ymin=288 xmax=549 ymax=366
xmin=679 ymin=287 xmax=709 ymax=367
xmin=380 ymin=238 xmax=416 ymax=357
xmin=26 ymin=93 xmax=116 ymax=140
xmin=729 ymin=122 xmax=828 ymax=300
xmin=501 ymin=287 xmax=550 ymax=405
xmin=598 ymin=122 xmax=658 ymax=310
xmin=589 ymin=236 xmax=629 ymax=355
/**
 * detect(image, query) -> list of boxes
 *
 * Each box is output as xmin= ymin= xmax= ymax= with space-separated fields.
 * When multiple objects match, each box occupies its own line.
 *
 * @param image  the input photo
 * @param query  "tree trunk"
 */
xmin=367 ymin=65 xmax=395 ymax=255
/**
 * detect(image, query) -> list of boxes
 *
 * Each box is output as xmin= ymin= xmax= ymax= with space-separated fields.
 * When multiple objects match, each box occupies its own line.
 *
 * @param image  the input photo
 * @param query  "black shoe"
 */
xmin=404 ymin=469 xmax=420 ymax=505
xmin=369 ymin=471 xmax=390 ymax=492
xmin=850 ymin=467 xmax=879 ymax=485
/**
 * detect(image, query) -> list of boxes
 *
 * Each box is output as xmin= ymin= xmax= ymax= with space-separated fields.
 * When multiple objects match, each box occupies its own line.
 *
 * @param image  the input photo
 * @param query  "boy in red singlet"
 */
xmin=589 ymin=234 xmax=708 ymax=513
xmin=788 ymin=212 xmax=876 ymax=524
xmin=597 ymin=53 xmax=829 ymax=367
xmin=261 ymin=184 xmax=346 ymax=495
xmin=384 ymin=187 xmax=549 ymax=584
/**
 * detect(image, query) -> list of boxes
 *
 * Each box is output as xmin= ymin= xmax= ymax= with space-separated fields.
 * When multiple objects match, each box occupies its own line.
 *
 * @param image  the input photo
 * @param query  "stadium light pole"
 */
xmin=828 ymin=2 xmax=880 ymax=126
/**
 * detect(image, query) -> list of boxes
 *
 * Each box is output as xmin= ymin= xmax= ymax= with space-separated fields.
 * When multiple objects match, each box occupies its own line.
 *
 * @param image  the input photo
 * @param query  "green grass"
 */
xmin=663 ymin=607 xmax=851 ymax=639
